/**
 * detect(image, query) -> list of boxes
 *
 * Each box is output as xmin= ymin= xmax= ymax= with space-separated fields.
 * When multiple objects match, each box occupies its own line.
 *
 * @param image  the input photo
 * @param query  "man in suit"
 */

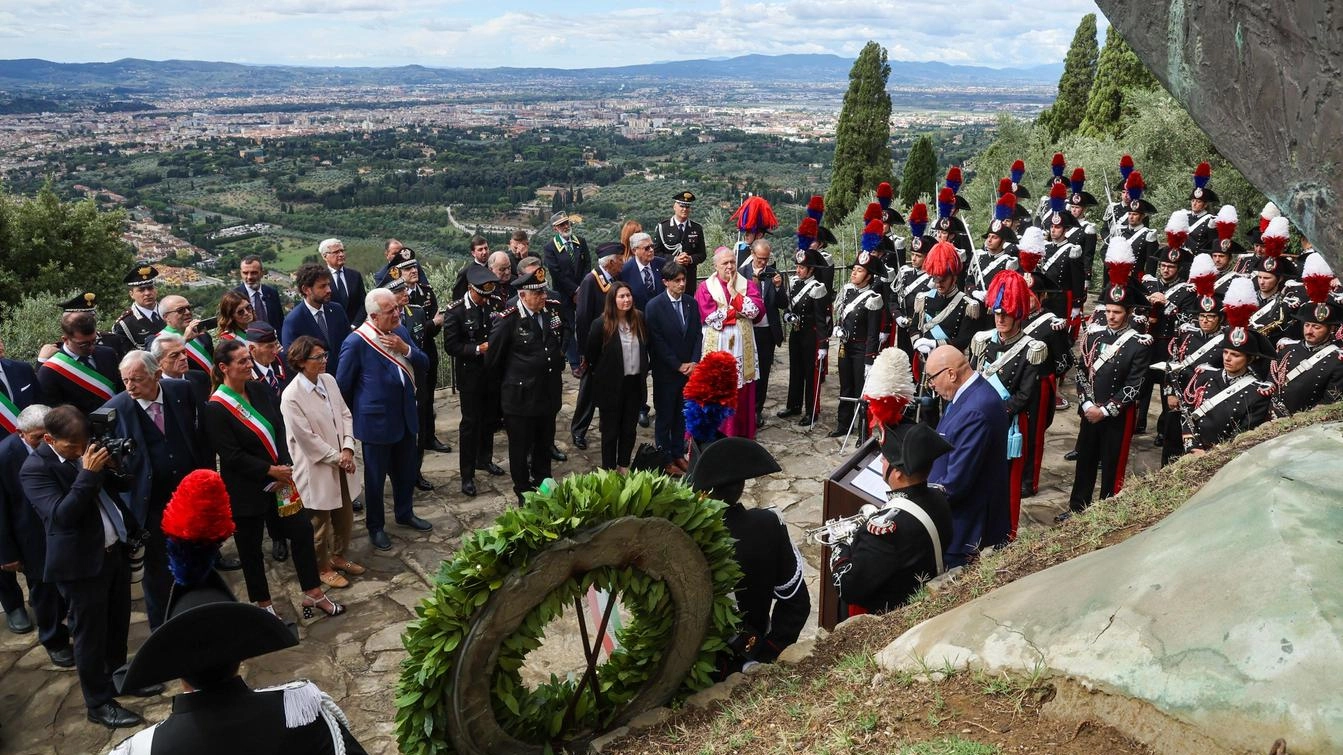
xmin=451 ymin=236 xmax=492 ymax=300
xmin=236 ymin=255 xmax=285 ymax=333
xmin=652 ymin=191 xmax=708 ymax=295
xmin=442 ymin=266 xmax=505 ymax=498
xmin=282 ymin=263 xmax=351 ymax=379
xmin=37 ymin=311 xmax=124 ymax=416
xmin=149 ymin=333 xmax=211 ymax=407
xmin=0 ymin=340 xmax=48 ymax=634
xmin=104 ymin=351 xmax=210 ymax=629
xmin=740 ymin=238 xmax=784 ymax=426
xmin=539 ymin=211 xmax=591 ymax=372
xmin=571 ymin=246 xmax=625 ymax=449
xmin=155 ymin=294 xmax=214 ymax=374
xmin=0 ymin=405 xmax=72 ymax=662
xmin=110 ymin=264 xmax=165 ymax=358
xmin=321 ymin=238 xmax=366 ymax=327
xmin=247 ymin=323 xmax=290 ymax=398
xmin=621 ymin=232 xmax=665 ymax=311
xmin=925 ymin=345 xmax=1010 ymax=569
xmin=336 ymin=288 xmax=430 ymax=552
xmin=644 ymin=261 xmax=702 ymax=475
xmin=486 ymin=267 xmax=567 ymax=505
xmin=22 ymin=405 xmax=161 ymax=729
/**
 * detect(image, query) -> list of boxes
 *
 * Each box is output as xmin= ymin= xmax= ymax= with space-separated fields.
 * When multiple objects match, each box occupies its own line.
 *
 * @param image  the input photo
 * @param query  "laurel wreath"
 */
xmin=395 ymin=470 xmax=744 ymax=754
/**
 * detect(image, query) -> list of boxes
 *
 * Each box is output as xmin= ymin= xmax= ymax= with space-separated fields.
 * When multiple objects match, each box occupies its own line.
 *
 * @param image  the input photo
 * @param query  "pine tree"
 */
xmin=900 ymin=135 xmax=938 ymax=209
xmin=1077 ymin=25 xmax=1160 ymax=138
xmin=1037 ymin=13 xmax=1099 ymax=142
xmin=825 ymin=41 xmax=897 ymax=223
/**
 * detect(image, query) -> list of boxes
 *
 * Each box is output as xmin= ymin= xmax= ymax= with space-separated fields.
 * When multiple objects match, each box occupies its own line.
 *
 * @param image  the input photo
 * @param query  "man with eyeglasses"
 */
xmin=321 ymin=238 xmax=366 ymax=327
xmin=111 ymin=264 xmax=166 ymax=358
xmin=37 ymin=311 xmax=125 ymax=416
xmin=154 ymin=295 xmax=213 ymax=374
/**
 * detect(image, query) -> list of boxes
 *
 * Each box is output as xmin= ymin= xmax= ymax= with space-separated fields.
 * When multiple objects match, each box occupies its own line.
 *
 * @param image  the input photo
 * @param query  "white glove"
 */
xmin=895 ymin=315 xmax=911 ymax=328
xmin=817 ymin=349 xmax=828 ymax=362
xmin=864 ymin=364 xmax=872 ymax=379
xmin=1070 ymin=306 xmax=1082 ymax=319
xmin=972 ymin=290 xmax=986 ymax=302
xmin=832 ymin=326 xmax=844 ymax=340
xmin=914 ymin=337 xmax=937 ymax=355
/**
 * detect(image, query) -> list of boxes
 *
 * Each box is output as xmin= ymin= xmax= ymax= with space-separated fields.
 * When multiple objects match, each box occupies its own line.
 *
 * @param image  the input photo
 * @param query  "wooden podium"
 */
xmin=817 ymin=437 xmax=891 ymax=631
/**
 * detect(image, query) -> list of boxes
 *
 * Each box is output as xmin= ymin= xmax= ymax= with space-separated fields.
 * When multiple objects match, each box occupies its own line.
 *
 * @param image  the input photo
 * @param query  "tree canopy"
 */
xmin=900 ymin=135 xmax=939 ymax=209
xmin=825 ymin=41 xmax=897 ymax=223
xmin=1077 ymin=25 xmax=1161 ymax=138
xmin=1037 ymin=14 xmax=1099 ymax=142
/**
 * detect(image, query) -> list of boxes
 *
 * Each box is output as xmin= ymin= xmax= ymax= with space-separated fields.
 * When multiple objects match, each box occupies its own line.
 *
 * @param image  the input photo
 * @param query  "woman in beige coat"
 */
xmin=281 ymin=335 xmax=366 ymax=589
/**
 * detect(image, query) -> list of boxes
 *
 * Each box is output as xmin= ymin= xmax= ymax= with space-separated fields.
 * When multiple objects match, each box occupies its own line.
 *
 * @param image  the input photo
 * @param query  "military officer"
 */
xmin=1113 ymin=173 xmax=1159 ymax=280
xmin=1159 ymin=267 xmax=1225 ymax=464
xmin=1271 ymin=255 xmax=1343 ymax=414
xmin=1138 ymin=246 xmax=1195 ymax=434
xmin=442 ymin=265 xmax=505 ymax=498
xmin=391 ymin=248 xmax=449 ymax=457
xmin=1185 ymin=162 xmax=1220 ymax=255
xmin=1183 ymin=278 xmax=1274 ymax=453
xmin=776 ymin=247 xmax=831 ymax=426
xmin=110 ymin=264 xmax=165 ymax=357
xmin=829 ymin=250 xmax=886 ymax=438
xmin=889 ymin=204 xmax=935 ymax=355
xmin=1017 ymin=260 xmax=1071 ymax=496
xmin=967 ymin=212 xmax=1019 ymax=294
xmin=538 ymin=211 xmax=590 ymax=372
xmin=1038 ymin=206 xmax=1082 ymax=326
xmin=485 ymin=267 xmax=566 ymax=505
xmin=652 ymin=191 xmax=708 ymax=295
xmin=913 ymin=240 xmax=982 ymax=355
xmin=1065 ymin=168 xmax=1100 ymax=304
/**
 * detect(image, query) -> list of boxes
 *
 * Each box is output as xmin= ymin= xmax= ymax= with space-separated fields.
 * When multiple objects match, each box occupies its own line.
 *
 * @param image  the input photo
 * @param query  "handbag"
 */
xmin=631 ymin=443 xmax=663 ymax=472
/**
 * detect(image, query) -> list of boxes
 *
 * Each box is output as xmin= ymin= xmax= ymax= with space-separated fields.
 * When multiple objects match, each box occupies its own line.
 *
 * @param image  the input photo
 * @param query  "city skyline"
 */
xmin=3 ymin=0 xmax=1102 ymax=71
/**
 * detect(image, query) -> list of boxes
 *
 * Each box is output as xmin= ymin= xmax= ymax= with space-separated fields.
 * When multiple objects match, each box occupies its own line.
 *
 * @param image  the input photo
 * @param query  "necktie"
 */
xmin=642 ymin=266 xmax=653 ymax=293
xmin=98 ymin=490 xmax=128 ymax=544
xmin=677 ymin=299 xmax=686 ymax=331
xmin=147 ymin=401 xmax=165 ymax=434
xmin=335 ymin=270 xmax=348 ymax=300
xmin=150 ymin=310 xmax=163 ymax=325
xmin=252 ymin=290 xmax=268 ymax=323
xmin=264 ymin=368 xmax=279 ymax=393
xmin=0 ymin=369 xmax=10 ymax=399
xmin=79 ymin=354 xmax=94 ymax=369
xmin=315 ymin=308 xmax=330 ymax=341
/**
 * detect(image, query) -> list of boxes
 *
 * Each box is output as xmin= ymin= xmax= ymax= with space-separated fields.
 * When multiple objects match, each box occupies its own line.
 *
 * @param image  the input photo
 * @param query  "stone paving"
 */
xmin=0 ymin=356 xmax=1160 ymax=754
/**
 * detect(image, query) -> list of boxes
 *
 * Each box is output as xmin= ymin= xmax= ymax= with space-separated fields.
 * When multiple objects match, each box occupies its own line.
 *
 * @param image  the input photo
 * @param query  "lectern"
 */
xmin=817 ymin=437 xmax=891 ymax=631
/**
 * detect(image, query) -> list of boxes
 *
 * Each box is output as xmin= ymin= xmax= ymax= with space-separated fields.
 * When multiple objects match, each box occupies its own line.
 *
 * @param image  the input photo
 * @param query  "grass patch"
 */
xmin=899 ymin=736 xmax=1000 ymax=755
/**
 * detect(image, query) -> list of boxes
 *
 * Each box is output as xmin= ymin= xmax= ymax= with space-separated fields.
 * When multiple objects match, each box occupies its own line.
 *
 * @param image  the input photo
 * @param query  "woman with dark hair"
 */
xmin=619 ymin=220 xmax=643 ymax=262
xmin=201 ymin=339 xmax=344 ymax=619
xmin=584 ymin=281 xmax=649 ymax=472
xmin=215 ymin=290 xmax=256 ymax=343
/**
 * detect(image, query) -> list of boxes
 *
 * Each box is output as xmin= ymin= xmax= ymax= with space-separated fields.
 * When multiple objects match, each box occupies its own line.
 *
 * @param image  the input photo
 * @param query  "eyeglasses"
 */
xmin=169 ymin=305 xmax=193 ymax=315
xmin=308 ymin=353 xmax=329 ymax=362
xmin=926 ymin=366 xmax=953 ymax=384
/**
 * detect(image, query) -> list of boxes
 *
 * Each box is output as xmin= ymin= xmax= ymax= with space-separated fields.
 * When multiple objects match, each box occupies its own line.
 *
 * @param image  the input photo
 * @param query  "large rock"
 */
xmin=1095 ymin=0 xmax=1342 ymax=262
xmin=877 ymin=422 xmax=1343 ymax=754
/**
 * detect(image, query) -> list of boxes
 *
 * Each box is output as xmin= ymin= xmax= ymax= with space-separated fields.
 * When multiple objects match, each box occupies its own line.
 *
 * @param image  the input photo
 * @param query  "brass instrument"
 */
xmin=805 ymin=503 xmax=881 ymax=547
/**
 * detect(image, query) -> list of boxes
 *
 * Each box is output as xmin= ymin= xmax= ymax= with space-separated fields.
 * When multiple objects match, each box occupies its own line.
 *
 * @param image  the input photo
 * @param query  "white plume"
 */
xmin=1018 ymin=226 xmax=1046 ymax=254
xmin=864 ymin=347 xmax=915 ymax=400
xmin=1105 ymin=234 xmax=1135 ymax=265
xmin=1260 ymin=201 xmax=1281 ymax=220
xmin=1188 ymin=253 xmax=1216 ymax=279
xmin=1224 ymin=276 xmax=1257 ymax=308
xmin=1303 ymin=251 xmax=1334 ymax=279
xmin=1165 ymin=211 xmax=1190 ymax=234
xmin=1216 ymin=204 xmax=1238 ymax=225
xmin=1263 ymin=215 xmax=1290 ymax=239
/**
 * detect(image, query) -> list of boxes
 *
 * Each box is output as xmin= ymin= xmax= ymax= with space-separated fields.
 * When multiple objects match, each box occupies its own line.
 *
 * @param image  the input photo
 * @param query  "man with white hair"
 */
xmin=336 ymin=288 xmax=430 ymax=552
xmin=695 ymin=246 xmax=765 ymax=439
xmin=155 ymin=295 xmax=212 ymax=374
xmin=620 ymin=232 xmax=664 ymax=310
xmin=321 ymin=238 xmax=366 ymax=326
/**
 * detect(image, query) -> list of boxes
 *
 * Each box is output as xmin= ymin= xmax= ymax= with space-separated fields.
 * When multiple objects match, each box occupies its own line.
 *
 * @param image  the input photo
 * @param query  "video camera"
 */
xmin=88 ymin=407 xmax=137 ymax=473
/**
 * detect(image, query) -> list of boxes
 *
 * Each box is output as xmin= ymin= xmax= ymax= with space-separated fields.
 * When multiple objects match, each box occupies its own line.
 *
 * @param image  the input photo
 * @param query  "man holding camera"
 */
xmin=155 ymin=294 xmax=213 ymax=374
xmin=22 ymin=405 xmax=162 ymax=729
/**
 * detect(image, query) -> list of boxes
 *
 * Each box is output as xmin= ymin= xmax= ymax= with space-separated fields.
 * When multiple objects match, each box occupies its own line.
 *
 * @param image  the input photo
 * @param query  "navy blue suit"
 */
xmin=328 ymin=266 xmax=367 ymax=326
xmin=37 ymin=345 xmax=123 ymax=416
xmin=0 ymin=433 xmax=69 ymax=652
xmin=929 ymin=375 xmax=1011 ymax=568
xmin=104 ymin=382 xmax=209 ymax=628
xmin=644 ymin=291 xmax=702 ymax=463
xmin=235 ymin=283 xmax=285 ymax=332
xmin=621 ymin=257 xmax=666 ymax=311
xmin=0 ymin=357 xmax=45 ymax=616
xmin=282 ymin=301 xmax=351 ymax=378
xmin=336 ymin=324 xmax=427 ymax=534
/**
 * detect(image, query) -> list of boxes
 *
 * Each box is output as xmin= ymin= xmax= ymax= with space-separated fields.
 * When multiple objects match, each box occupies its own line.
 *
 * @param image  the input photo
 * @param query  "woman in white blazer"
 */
xmin=281 ymin=335 xmax=366 ymax=589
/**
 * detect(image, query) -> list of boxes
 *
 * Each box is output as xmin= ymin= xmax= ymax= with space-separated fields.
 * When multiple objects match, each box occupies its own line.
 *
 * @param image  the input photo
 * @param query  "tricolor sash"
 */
xmin=162 ymin=326 xmax=211 ymax=371
xmin=46 ymin=352 xmax=115 ymax=401
xmin=0 ymin=393 xmax=19 ymax=434
xmin=354 ymin=322 xmax=416 ymax=387
xmin=209 ymin=384 xmax=279 ymax=462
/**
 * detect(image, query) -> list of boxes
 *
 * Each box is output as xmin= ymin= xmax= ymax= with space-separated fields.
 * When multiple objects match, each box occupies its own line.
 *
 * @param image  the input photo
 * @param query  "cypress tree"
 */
xmin=899 ymin=135 xmax=938 ymax=209
xmin=1037 ymin=13 xmax=1099 ymax=141
xmin=825 ymin=41 xmax=896 ymax=223
xmin=1077 ymin=25 xmax=1160 ymax=138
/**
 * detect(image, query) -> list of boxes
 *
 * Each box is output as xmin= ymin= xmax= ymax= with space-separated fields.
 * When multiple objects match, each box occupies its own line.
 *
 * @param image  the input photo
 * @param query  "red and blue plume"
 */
xmin=1125 ymin=171 xmax=1145 ymax=201
xmin=861 ymin=219 xmax=885 ymax=251
xmin=1193 ymin=161 xmax=1211 ymax=189
xmin=863 ymin=202 xmax=883 ymax=223
xmin=806 ymin=195 xmax=825 ymax=222
xmin=944 ymin=166 xmax=963 ymax=194
xmin=997 ymin=177 xmax=1014 ymax=197
xmin=1051 ymin=152 xmax=1066 ymax=178
xmin=922 ymin=241 xmax=962 ymax=277
xmin=796 ymin=217 xmax=818 ymax=251
xmin=1069 ymin=167 xmax=1086 ymax=195
xmin=731 ymin=195 xmax=778 ymax=234
xmin=683 ymin=351 xmax=739 ymax=443
xmin=986 ymin=270 xmax=1032 ymax=321
xmin=1010 ymin=159 xmax=1025 ymax=184
xmin=995 ymin=193 xmax=1016 ymax=222
xmin=1049 ymin=181 xmax=1067 ymax=214
xmin=160 ymin=470 xmax=235 ymax=587
xmin=908 ymin=202 xmax=929 ymax=237
xmin=937 ymin=187 xmax=956 ymax=220
xmin=876 ymin=181 xmax=894 ymax=209
xmin=1119 ymin=154 xmax=1135 ymax=180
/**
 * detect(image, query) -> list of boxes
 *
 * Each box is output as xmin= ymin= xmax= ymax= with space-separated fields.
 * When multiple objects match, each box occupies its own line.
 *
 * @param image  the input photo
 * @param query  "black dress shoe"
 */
xmin=1063 ymin=450 xmax=1079 ymax=462
xmin=352 ymin=497 xmax=364 ymax=513
xmin=369 ymin=530 xmax=392 ymax=551
xmin=118 ymin=682 xmax=164 ymax=698
xmin=484 ymin=461 xmax=506 ymax=476
xmin=47 ymin=646 xmax=75 ymax=668
xmin=776 ymin=408 xmax=801 ymax=418
xmin=87 ymin=701 xmax=143 ymax=729
xmin=216 ymin=555 xmax=242 ymax=571
xmin=637 ymin=410 xmax=650 ymax=428
xmin=551 ymin=444 xmax=567 ymax=462
xmin=271 ymin=539 xmax=288 ymax=563
xmin=797 ymin=416 xmax=815 ymax=427
xmin=415 ymin=475 xmax=435 ymax=492
xmin=396 ymin=515 xmax=433 ymax=532
xmin=430 ymin=437 xmax=452 ymax=453
xmin=1053 ymin=511 xmax=1073 ymax=524
xmin=461 ymin=479 xmax=477 ymax=497
xmin=5 ymin=607 xmax=32 ymax=634
xmin=571 ymin=433 xmax=588 ymax=450
xmin=1020 ymin=484 xmax=1037 ymax=500
xmin=826 ymin=428 xmax=845 ymax=438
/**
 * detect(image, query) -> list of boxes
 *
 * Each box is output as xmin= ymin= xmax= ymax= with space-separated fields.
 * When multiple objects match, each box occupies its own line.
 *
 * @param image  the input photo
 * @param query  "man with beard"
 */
xmin=282 ymin=263 xmax=350 ymax=378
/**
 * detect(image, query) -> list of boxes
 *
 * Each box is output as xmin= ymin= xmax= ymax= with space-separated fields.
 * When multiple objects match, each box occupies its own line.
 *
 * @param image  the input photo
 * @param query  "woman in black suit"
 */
xmin=584 ymin=282 xmax=650 ymax=472
xmin=201 ymin=339 xmax=344 ymax=619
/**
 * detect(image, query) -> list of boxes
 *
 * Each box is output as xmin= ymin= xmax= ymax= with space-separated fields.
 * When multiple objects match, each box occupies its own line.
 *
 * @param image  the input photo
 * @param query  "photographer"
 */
xmin=103 ymin=350 xmax=212 ymax=629
xmin=739 ymin=239 xmax=784 ymax=428
xmin=155 ymin=294 xmax=214 ymax=374
xmin=22 ymin=405 xmax=160 ymax=730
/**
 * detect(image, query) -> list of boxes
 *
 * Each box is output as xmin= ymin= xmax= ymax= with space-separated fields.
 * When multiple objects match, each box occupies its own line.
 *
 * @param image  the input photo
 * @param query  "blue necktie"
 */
xmin=98 ymin=490 xmax=128 ymax=543
xmin=642 ymin=267 xmax=654 ymax=293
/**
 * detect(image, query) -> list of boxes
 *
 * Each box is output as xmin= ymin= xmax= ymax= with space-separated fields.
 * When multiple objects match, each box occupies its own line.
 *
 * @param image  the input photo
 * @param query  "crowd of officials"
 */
xmin=1 ymin=154 xmax=1341 ymax=742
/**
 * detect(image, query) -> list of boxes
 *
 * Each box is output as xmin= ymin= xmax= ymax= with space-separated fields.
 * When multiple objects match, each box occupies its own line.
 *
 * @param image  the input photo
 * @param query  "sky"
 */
xmin=0 ymin=0 xmax=1104 ymax=70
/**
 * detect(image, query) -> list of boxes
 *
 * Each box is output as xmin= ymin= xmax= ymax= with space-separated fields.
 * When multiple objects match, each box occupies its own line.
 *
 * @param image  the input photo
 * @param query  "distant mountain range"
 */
xmin=0 ymin=54 xmax=1062 ymax=95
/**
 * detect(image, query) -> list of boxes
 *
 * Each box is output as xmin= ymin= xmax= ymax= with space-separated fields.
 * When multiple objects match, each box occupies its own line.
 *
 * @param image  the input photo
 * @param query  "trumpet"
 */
xmin=806 ymin=503 xmax=881 ymax=547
